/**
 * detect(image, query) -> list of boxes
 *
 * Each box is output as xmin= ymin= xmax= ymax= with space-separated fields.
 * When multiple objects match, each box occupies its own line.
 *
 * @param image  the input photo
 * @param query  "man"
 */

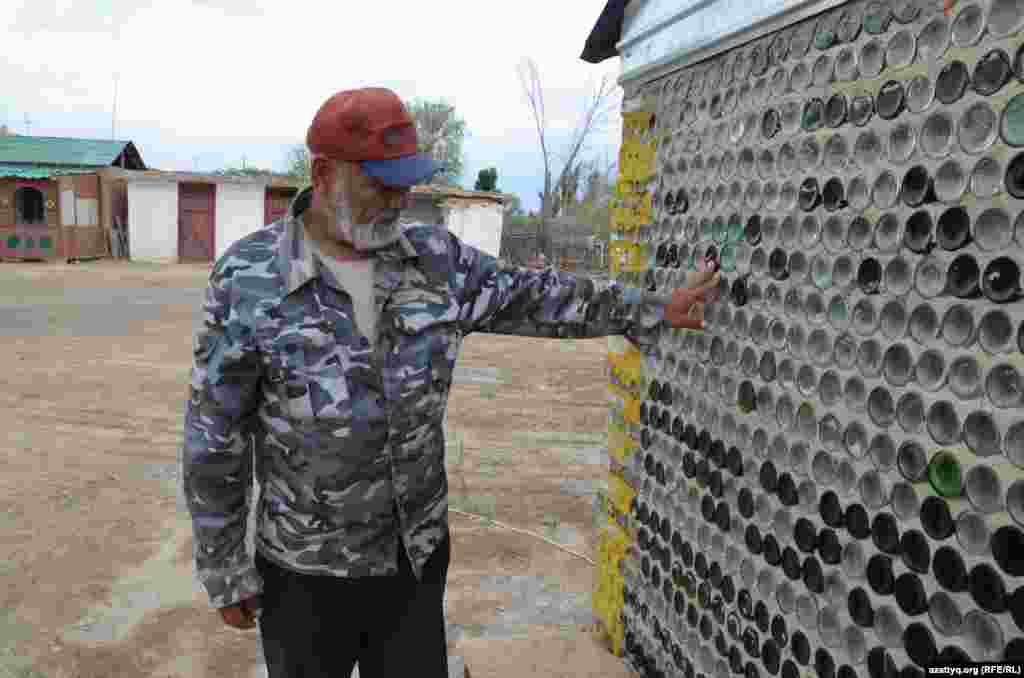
xmin=182 ymin=87 xmax=719 ymax=678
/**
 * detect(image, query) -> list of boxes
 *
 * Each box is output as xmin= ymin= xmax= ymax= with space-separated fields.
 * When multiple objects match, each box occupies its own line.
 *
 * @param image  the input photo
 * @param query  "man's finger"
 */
xmin=673 ymin=316 xmax=705 ymax=330
xmin=681 ymin=284 xmax=717 ymax=303
xmin=685 ymin=270 xmax=717 ymax=288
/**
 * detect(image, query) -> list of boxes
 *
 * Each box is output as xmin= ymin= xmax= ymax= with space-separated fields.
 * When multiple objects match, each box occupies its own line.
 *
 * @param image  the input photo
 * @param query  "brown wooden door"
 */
xmin=179 ymin=183 xmax=215 ymax=262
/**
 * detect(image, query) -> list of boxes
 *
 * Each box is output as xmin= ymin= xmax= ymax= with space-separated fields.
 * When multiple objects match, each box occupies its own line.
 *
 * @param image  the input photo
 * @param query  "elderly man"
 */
xmin=182 ymin=87 xmax=718 ymax=678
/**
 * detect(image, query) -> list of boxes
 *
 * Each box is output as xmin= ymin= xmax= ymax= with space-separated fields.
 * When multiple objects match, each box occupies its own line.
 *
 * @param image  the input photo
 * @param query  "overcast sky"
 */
xmin=1 ymin=0 xmax=624 ymax=212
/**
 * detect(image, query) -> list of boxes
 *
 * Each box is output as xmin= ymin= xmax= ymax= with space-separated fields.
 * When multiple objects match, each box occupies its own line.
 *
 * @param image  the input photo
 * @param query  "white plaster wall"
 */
xmin=446 ymin=203 xmax=504 ymax=259
xmin=214 ymin=183 xmax=265 ymax=260
xmin=126 ymin=181 xmax=178 ymax=263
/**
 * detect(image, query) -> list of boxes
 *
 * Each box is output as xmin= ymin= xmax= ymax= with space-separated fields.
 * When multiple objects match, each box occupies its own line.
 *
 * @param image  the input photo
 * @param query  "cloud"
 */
xmin=1 ymin=0 xmax=624 ymax=211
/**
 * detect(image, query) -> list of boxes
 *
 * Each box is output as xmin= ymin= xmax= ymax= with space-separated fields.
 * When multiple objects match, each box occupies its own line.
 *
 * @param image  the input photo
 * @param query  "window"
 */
xmin=15 ymin=187 xmax=45 ymax=225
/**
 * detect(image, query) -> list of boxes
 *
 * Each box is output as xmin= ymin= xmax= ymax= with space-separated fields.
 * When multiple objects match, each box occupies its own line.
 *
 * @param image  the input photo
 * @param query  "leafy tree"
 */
xmin=405 ymin=98 xmax=466 ymax=186
xmin=285 ymin=145 xmax=312 ymax=185
xmin=503 ymin=194 xmax=524 ymax=215
xmin=474 ymin=167 xmax=498 ymax=192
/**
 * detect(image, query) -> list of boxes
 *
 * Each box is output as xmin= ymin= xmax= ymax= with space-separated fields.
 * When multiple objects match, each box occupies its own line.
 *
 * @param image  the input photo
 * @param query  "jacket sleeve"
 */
xmin=182 ymin=269 xmax=264 ymax=609
xmin=449 ymin=231 xmax=667 ymax=354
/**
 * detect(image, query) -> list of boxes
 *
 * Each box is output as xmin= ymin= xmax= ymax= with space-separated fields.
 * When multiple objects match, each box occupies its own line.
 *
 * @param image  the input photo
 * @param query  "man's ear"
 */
xmin=310 ymin=155 xmax=336 ymax=193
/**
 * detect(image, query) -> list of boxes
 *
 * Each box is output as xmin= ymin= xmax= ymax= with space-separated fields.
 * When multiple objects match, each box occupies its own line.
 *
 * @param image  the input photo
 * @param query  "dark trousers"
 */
xmin=254 ymin=534 xmax=451 ymax=678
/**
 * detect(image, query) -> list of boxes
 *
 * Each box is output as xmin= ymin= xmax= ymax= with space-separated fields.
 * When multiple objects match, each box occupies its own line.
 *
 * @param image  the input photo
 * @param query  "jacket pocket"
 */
xmin=391 ymin=286 xmax=460 ymax=335
xmin=267 ymin=348 xmax=352 ymax=423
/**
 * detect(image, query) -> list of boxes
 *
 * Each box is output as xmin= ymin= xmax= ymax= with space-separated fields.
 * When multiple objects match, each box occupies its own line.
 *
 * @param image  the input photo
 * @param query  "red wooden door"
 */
xmin=178 ymin=183 xmax=215 ymax=262
xmin=264 ymin=189 xmax=292 ymax=225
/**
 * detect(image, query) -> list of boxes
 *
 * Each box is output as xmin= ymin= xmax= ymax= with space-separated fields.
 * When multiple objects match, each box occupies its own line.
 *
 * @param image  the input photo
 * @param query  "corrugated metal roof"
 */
xmin=0 ymin=135 xmax=133 ymax=167
xmin=0 ymin=163 xmax=102 ymax=179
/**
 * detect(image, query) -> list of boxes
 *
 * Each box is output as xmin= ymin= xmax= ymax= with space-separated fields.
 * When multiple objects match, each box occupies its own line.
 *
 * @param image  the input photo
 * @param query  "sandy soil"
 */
xmin=0 ymin=260 xmax=632 ymax=678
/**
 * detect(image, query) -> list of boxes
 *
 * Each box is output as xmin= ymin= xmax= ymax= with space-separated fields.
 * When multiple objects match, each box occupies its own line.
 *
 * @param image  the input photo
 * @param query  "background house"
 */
xmin=0 ymin=134 xmax=512 ymax=264
xmin=0 ymin=135 xmax=145 ymax=261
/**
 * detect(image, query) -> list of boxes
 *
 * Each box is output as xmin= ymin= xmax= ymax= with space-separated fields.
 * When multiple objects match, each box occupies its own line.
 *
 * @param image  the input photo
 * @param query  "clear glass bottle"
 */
xmin=833 ymin=254 xmax=858 ymax=290
xmin=891 ymin=481 xmax=920 ymax=521
xmin=874 ymin=213 xmax=903 ymax=252
xmin=949 ymin=355 xmax=983 ymax=401
xmin=843 ymin=421 xmax=869 ymax=460
xmin=852 ymin=297 xmax=879 ymax=336
xmin=886 ymin=29 xmax=916 ymax=70
xmin=897 ymin=393 xmax=929 ymax=436
xmin=857 ymin=338 xmax=884 ymax=379
xmin=818 ymin=370 xmax=843 ymax=408
xmin=873 ymin=604 xmax=905 ymax=649
xmin=844 ymin=375 xmax=868 ymax=412
xmin=880 ymin=298 xmax=908 ymax=340
xmin=915 ymin=348 xmax=947 ymax=392
xmin=823 ymin=215 xmax=848 ymax=254
xmin=883 ymin=256 xmax=913 ymax=296
xmin=964 ymin=463 xmax=1003 ymax=513
xmin=882 ymin=343 xmax=914 ymax=387
xmin=940 ymin=304 xmax=975 ymax=348
xmin=859 ymin=39 xmax=885 ymax=78
xmin=935 ymin=159 xmax=968 ymax=203
xmin=847 ymin=215 xmax=875 ymax=251
xmin=922 ymin=111 xmax=955 ymax=158
xmin=952 ymin=2 xmax=984 ymax=46
xmin=972 ymin=155 xmax=1003 ymax=197
xmin=985 ymin=363 xmax=1023 ymax=409
xmin=961 ymin=101 xmax=1000 ymax=155
xmin=909 ymin=302 xmax=941 ymax=345
xmin=956 ymin=510 xmax=992 ymax=556
xmin=979 ymin=309 xmax=1014 ymax=354
xmin=962 ymin=609 xmax=1004 ymax=661
xmin=868 ymin=386 xmax=896 ymax=430
xmin=1008 ymin=476 xmax=1024 ymax=524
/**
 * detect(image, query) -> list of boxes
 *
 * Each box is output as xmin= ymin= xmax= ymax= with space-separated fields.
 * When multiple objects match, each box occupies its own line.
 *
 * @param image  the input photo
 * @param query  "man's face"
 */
xmin=312 ymin=157 xmax=411 ymax=250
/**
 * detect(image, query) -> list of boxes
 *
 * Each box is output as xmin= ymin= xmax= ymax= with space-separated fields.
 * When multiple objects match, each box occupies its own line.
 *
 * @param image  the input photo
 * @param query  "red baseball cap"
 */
xmin=306 ymin=87 xmax=443 ymax=187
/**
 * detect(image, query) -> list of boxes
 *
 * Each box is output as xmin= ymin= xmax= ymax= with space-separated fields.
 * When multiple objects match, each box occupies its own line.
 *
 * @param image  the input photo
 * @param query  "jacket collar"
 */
xmin=277 ymin=186 xmax=420 ymax=297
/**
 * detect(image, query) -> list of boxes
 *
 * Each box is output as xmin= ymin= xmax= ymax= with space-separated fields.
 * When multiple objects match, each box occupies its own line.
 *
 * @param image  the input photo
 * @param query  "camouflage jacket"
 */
xmin=182 ymin=187 xmax=667 ymax=609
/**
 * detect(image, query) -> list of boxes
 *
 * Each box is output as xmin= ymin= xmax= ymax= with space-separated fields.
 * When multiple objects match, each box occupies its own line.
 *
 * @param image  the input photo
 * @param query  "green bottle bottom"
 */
xmin=928 ymin=450 xmax=963 ymax=498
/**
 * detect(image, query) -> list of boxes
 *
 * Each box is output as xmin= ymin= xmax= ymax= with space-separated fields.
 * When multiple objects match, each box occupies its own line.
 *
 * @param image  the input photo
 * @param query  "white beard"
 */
xmin=328 ymin=201 xmax=403 ymax=252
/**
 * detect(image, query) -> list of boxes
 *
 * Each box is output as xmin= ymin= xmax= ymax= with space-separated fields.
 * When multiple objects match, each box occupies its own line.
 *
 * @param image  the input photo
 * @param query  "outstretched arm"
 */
xmin=451 ymin=231 xmax=717 ymax=352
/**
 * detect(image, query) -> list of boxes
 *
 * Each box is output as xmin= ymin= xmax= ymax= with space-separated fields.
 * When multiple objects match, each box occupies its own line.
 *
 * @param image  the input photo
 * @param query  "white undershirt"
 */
xmin=306 ymin=234 xmax=378 ymax=341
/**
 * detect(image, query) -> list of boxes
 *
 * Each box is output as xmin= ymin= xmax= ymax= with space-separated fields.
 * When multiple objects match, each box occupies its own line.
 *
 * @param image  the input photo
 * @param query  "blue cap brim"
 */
xmin=361 ymin=152 xmax=443 ymax=187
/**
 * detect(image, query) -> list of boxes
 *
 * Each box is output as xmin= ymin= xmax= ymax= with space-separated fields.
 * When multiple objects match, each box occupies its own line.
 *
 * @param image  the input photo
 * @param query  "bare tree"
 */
xmin=517 ymin=57 xmax=619 ymax=259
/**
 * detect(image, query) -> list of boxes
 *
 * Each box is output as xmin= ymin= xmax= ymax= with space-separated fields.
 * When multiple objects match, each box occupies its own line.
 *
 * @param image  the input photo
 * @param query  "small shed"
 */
xmin=100 ymin=168 xmax=291 ymax=264
xmin=0 ymin=135 xmax=145 ymax=261
xmin=407 ymin=184 xmax=512 ymax=259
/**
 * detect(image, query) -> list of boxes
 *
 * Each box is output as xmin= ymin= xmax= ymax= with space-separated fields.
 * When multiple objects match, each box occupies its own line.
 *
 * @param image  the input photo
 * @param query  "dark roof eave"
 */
xmin=580 ymin=0 xmax=631 ymax=64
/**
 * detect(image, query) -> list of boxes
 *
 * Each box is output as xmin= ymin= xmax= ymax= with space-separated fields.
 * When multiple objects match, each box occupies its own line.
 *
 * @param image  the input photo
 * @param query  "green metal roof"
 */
xmin=0 ymin=135 xmax=144 ymax=168
xmin=0 ymin=163 xmax=104 ymax=179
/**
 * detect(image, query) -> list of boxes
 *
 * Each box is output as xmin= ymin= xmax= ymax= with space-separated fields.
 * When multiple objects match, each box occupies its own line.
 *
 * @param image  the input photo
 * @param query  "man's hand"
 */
xmin=663 ymin=271 xmax=721 ymax=330
xmin=220 ymin=595 xmax=262 ymax=630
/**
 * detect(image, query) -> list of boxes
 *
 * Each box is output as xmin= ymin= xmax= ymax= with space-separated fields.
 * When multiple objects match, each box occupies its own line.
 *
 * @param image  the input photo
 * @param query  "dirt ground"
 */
xmin=0 ymin=260 xmax=633 ymax=678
